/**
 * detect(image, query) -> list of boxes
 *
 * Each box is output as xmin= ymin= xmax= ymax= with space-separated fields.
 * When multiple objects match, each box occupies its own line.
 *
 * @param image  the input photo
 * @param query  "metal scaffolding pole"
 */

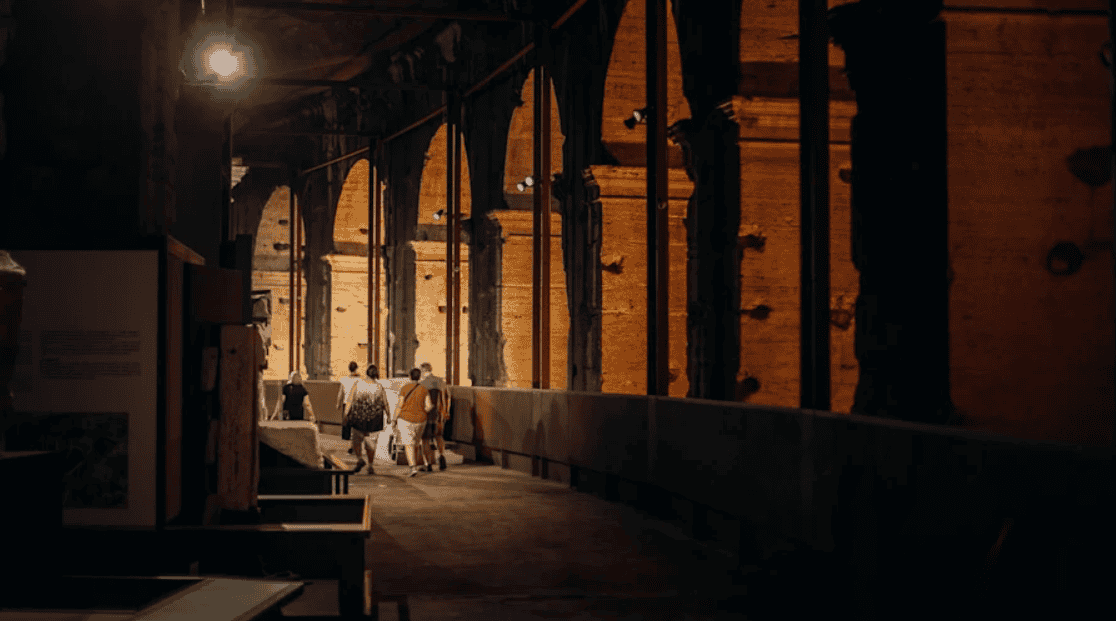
xmin=369 ymin=142 xmax=380 ymax=369
xmin=451 ymin=99 xmax=463 ymax=387
xmin=294 ymin=190 xmax=303 ymax=375
xmin=1109 ymin=1 xmax=1116 ymax=448
xmin=799 ymin=0 xmax=831 ymax=410
xmin=646 ymin=0 xmax=669 ymax=396
xmin=532 ymin=23 xmax=552 ymax=390
xmin=445 ymin=92 xmax=459 ymax=386
xmin=288 ymin=177 xmax=296 ymax=375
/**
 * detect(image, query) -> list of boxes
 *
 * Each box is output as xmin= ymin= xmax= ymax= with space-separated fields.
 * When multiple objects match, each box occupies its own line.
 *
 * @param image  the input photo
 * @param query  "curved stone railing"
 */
xmin=446 ymin=385 xmax=1112 ymax=561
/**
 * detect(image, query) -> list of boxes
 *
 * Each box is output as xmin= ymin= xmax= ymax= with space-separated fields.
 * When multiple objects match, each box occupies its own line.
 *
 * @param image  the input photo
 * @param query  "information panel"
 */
xmin=9 ymin=250 xmax=159 ymax=527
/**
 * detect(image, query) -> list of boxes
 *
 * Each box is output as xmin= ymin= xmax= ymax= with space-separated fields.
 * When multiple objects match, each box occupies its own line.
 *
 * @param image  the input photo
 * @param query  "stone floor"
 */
xmin=273 ymin=433 xmax=1101 ymax=620
xmin=277 ymin=435 xmax=770 ymax=620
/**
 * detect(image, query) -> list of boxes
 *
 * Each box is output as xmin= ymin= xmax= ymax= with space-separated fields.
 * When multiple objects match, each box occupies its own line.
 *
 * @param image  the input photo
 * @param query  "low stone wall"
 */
xmin=264 ymin=380 xmax=344 ymax=430
xmin=446 ymin=385 xmax=1113 ymax=591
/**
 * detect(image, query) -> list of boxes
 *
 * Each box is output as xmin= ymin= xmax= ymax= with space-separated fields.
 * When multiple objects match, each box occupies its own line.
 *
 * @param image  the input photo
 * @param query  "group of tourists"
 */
xmin=338 ymin=361 xmax=451 ymax=478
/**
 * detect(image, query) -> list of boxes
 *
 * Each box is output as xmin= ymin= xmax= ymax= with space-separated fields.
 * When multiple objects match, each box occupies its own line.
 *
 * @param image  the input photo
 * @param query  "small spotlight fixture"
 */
xmin=624 ymin=108 xmax=649 ymax=130
xmin=433 ymin=209 xmax=446 ymax=221
xmin=516 ymin=175 xmax=535 ymax=192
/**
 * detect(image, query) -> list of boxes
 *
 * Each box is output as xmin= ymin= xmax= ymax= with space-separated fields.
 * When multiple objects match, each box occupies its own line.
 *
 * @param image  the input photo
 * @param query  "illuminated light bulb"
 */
xmin=516 ymin=182 xmax=526 ymax=192
xmin=632 ymin=109 xmax=644 ymax=123
xmin=208 ymin=48 xmax=239 ymax=78
xmin=524 ymin=175 xmax=534 ymax=187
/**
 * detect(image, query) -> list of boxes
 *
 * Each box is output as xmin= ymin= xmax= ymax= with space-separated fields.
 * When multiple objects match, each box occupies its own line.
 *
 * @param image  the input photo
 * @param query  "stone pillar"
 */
xmin=299 ymin=175 xmax=334 ymax=380
xmin=462 ymin=82 xmax=517 ymax=387
xmin=549 ymin=0 xmax=627 ymax=392
xmin=675 ymin=107 xmax=741 ymax=402
xmin=385 ymin=127 xmax=438 ymax=376
xmin=830 ymin=1 xmax=952 ymax=424
xmin=671 ymin=0 xmax=743 ymax=401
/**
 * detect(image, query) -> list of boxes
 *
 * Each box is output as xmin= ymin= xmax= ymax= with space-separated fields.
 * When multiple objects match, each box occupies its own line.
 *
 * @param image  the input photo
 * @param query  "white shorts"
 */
xmin=394 ymin=419 xmax=424 ymax=446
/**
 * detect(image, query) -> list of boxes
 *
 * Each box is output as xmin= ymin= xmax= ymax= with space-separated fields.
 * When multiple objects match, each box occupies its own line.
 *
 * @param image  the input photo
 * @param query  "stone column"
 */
xmin=830 ymin=1 xmax=953 ymax=424
xmin=462 ymin=81 xmax=517 ymax=387
xmin=549 ymin=0 xmax=628 ymax=392
xmin=671 ymin=0 xmax=743 ymax=401
xmin=675 ymin=106 xmax=741 ymax=402
xmin=299 ymin=175 xmax=335 ymax=380
xmin=385 ymin=127 xmax=438 ymax=376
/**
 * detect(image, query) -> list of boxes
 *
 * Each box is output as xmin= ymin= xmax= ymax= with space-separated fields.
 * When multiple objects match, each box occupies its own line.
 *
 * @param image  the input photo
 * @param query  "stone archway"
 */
xmin=327 ymin=159 xmax=390 ymax=380
xmin=414 ymin=124 xmax=473 ymax=383
xmin=496 ymin=68 xmax=570 ymax=389
xmin=597 ymin=0 xmax=691 ymax=397
xmin=252 ymin=185 xmax=306 ymax=381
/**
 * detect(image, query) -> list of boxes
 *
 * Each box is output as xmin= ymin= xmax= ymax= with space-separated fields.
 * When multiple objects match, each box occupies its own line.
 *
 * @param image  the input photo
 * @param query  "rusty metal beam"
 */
xmin=368 ymin=142 xmax=378 ymax=370
xmin=385 ymin=0 xmax=591 ymax=144
xmin=294 ymin=189 xmax=303 ymax=374
xmin=1109 ymin=1 xmax=1115 ymax=447
xmin=240 ymin=129 xmax=372 ymax=137
xmin=532 ymin=23 xmax=552 ymax=390
xmin=236 ymin=0 xmax=521 ymax=21
xmin=799 ymin=0 xmax=831 ymax=410
xmin=646 ymin=0 xmax=668 ymax=396
xmin=299 ymin=146 xmax=371 ymax=176
xmin=451 ymin=99 xmax=463 ymax=386
xmin=288 ymin=175 xmax=296 ymax=375
xmin=260 ymin=77 xmax=446 ymax=91
xmin=445 ymin=92 xmax=458 ymax=386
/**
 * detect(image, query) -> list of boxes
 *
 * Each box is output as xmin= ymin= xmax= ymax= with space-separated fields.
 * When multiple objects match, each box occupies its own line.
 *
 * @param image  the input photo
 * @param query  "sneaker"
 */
xmin=425 ymin=464 xmax=434 ymax=472
xmin=355 ymin=460 xmax=366 ymax=473
xmin=438 ymin=455 xmax=447 ymax=471
xmin=365 ymin=465 xmax=375 ymax=475
xmin=408 ymin=467 xmax=418 ymax=477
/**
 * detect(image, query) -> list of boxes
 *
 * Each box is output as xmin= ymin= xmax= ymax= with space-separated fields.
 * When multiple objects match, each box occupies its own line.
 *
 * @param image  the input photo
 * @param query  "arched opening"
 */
xmin=414 ymin=124 xmax=473 ymax=382
xmin=496 ymin=68 xmax=569 ymax=389
xmin=252 ymin=185 xmax=306 ymax=381
xmin=597 ymin=0 xmax=691 ymax=397
xmin=327 ymin=159 xmax=389 ymax=381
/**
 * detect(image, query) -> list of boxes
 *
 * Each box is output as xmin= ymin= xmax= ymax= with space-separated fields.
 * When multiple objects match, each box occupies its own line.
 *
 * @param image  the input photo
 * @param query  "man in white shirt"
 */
xmin=337 ymin=361 xmax=361 ymax=452
xmin=418 ymin=362 xmax=451 ymax=471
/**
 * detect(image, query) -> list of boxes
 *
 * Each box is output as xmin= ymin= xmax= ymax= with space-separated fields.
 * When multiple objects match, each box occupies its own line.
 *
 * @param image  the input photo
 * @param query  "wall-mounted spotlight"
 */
xmin=623 ymin=108 xmax=649 ymax=129
xmin=433 ymin=209 xmax=446 ymax=221
xmin=516 ymin=175 xmax=535 ymax=192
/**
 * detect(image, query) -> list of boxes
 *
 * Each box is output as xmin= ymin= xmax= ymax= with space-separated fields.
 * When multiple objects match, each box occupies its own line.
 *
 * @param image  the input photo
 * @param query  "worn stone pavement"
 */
xmin=277 ymin=435 xmax=793 ymax=620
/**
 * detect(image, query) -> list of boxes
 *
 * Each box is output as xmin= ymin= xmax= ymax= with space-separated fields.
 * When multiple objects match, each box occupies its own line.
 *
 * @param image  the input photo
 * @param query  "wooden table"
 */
xmin=168 ymin=495 xmax=372 ymax=616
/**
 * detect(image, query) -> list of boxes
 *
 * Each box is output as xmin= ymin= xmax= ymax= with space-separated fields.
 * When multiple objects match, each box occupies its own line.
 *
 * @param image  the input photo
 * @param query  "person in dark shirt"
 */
xmin=273 ymin=370 xmax=316 ymax=422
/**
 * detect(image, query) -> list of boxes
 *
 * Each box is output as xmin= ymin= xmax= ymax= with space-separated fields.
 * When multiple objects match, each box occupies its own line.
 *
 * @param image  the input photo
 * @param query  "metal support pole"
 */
xmin=647 ymin=0 xmax=669 ymax=396
xmin=222 ymin=113 xmax=233 ymax=244
xmin=451 ymin=99 xmax=463 ymax=386
xmin=1109 ymin=1 xmax=1116 ymax=447
xmin=445 ymin=92 xmax=458 ymax=385
xmin=532 ymin=24 xmax=552 ymax=390
xmin=294 ymin=190 xmax=303 ymax=375
xmin=799 ymin=0 xmax=831 ymax=411
xmin=369 ymin=143 xmax=379 ymax=369
xmin=288 ymin=177 xmax=296 ymax=375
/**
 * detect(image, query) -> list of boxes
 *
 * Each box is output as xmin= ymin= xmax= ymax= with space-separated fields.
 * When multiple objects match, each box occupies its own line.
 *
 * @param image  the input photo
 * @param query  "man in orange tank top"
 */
xmin=391 ymin=367 xmax=433 ymax=477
